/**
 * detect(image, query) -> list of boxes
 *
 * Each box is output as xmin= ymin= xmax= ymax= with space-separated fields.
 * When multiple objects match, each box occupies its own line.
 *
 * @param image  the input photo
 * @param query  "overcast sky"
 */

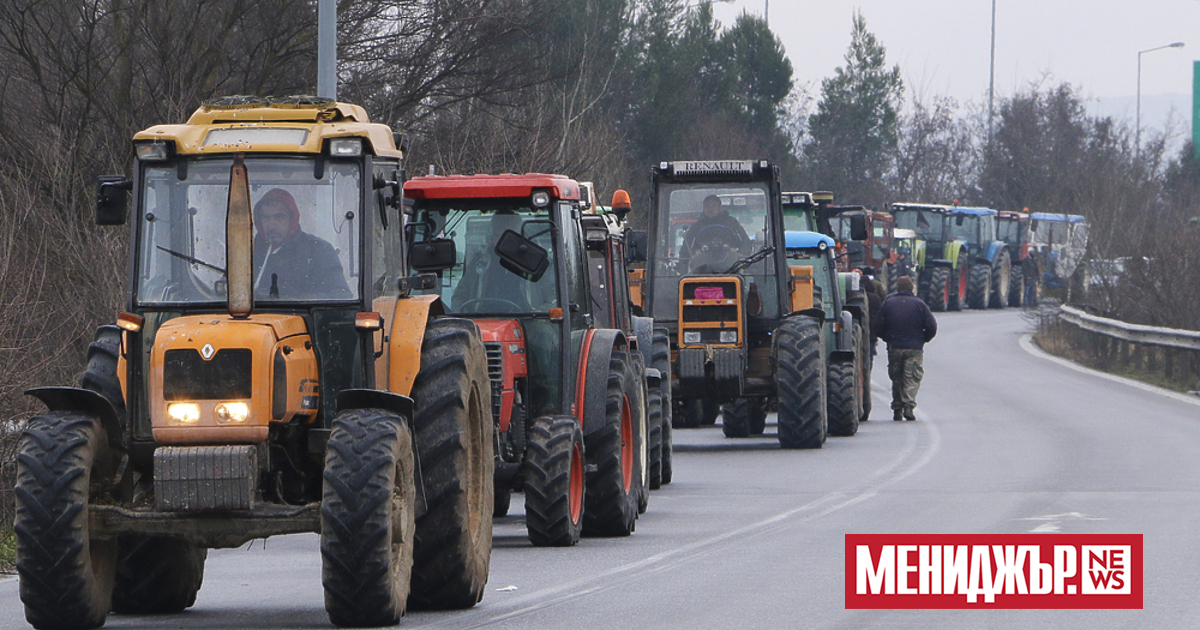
xmin=712 ymin=0 xmax=1198 ymax=119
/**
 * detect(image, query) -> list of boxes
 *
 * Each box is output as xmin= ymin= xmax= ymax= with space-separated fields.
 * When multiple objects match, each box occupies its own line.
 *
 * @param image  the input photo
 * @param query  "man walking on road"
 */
xmin=872 ymin=275 xmax=937 ymax=421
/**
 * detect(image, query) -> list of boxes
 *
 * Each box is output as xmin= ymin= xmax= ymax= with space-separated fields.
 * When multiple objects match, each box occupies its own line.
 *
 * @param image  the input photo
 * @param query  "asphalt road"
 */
xmin=2 ymin=308 xmax=1198 ymax=629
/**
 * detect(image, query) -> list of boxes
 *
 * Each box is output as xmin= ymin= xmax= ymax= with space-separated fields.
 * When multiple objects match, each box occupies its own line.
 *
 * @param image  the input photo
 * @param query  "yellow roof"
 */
xmin=133 ymin=98 xmax=402 ymax=158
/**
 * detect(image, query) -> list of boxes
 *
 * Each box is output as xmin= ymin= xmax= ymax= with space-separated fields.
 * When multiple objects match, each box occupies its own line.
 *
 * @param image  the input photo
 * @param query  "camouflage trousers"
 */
xmin=887 ymin=348 xmax=924 ymax=412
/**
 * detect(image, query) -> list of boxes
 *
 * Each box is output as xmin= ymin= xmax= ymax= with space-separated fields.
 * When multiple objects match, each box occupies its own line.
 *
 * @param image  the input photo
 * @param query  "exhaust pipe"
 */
xmin=227 ymin=154 xmax=254 ymax=318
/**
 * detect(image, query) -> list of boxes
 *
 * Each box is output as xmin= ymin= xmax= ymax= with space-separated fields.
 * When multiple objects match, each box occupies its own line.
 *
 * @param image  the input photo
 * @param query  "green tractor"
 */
xmin=783 ymin=230 xmax=871 ymax=434
xmin=633 ymin=161 xmax=829 ymax=448
xmin=888 ymin=203 xmax=969 ymax=311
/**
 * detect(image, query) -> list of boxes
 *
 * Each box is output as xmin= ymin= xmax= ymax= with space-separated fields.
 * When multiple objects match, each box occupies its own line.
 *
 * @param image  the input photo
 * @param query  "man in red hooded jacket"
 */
xmin=252 ymin=188 xmax=352 ymax=299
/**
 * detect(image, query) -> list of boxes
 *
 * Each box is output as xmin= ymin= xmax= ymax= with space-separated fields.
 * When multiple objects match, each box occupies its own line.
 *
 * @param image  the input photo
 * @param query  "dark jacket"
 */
xmin=861 ymin=275 xmax=883 ymax=336
xmin=873 ymin=290 xmax=937 ymax=350
xmin=683 ymin=212 xmax=751 ymax=256
xmin=253 ymin=231 xmax=352 ymax=300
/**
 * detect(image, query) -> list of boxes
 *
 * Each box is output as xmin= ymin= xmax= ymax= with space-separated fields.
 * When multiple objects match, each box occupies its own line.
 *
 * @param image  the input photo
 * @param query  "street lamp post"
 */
xmin=1137 ymin=41 xmax=1185 ymax=155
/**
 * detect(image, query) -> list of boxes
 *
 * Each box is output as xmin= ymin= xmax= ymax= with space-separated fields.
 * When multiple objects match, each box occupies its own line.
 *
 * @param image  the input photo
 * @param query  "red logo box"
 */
xmin=845 ymin=534 xmax=1142 ymax=609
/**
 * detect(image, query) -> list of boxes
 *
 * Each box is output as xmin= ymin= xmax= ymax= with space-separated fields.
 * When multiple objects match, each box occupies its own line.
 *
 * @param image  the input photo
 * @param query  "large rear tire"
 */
xmin=524 ymin=416 xmax=584 ymax=547
xmin=827 ymin=361 xmax=860 ymax=437
xmin=628 ymin=351 xmax=649 ymax=515
xmin=856 ymin=322 xmax=872 ymax=422
xmin=16 ymin=411 xmax=116 ymax=630
xmin=646 ymin=375 xmax=663 ymax=490
xmin=967 ymin=264 xmax=991 ymax=309
xmin=321 ymin=408 xmax=416 ymax=628
xmin=680 ymin=397 xmax=719 ymax=428
xmin=408 ymin=318 xmax=493 ymax=610
xmin=583 ymin=347 xmax=638 ymax=537
xmin=111 ymin=536 xmax=206 ymax=614
xmin=721 ymin=398 xmax=763 ymax=438
xmin=774 ymin=317 xmax=827 ymax=449
xmin=650 ymin=328 xmax=673 ymax=485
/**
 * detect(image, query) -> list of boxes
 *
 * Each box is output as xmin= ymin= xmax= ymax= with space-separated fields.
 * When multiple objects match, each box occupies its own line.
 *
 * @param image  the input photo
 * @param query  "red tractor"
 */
xmin=827 ymin=206 xmax=897 ymax=291
xmin=404 ymin=174 xmax=648 ymax=546
xmin=996 ymin=210 xmax=1033 ymax=306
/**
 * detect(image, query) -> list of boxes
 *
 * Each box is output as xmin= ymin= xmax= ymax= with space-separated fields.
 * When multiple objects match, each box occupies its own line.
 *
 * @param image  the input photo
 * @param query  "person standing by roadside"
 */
xmin=872 ymin=275 xmax=937 ymax=421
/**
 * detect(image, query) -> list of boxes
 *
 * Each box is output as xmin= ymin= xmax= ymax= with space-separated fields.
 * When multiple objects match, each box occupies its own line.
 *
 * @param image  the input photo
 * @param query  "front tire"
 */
xmin=926 ymin=267 xmax=949 ymax=312
xmin=524 ymin=416 xmax=584 ymax=547
xmin=1008 ymin=264 xmax=1025 ymax=307
xmin=321 ymin=408 xmax=416 ymax=628
xmin=827 ymin=361 xmax=860 ymax=437
xmin=990 ymin=253 xmax=1011 ymax=308
xmin=408 ymin=318 xmax=493 ymax=610
xmin=774 ymin=317 xmax=827 ymax=449
xmin=16 ymin=411 xmax=116 ymax=630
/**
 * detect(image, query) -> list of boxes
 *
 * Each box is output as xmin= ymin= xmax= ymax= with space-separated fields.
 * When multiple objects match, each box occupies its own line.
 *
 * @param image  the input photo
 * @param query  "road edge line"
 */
xmin=1019 ymin=333 xmax=1200 ymax=408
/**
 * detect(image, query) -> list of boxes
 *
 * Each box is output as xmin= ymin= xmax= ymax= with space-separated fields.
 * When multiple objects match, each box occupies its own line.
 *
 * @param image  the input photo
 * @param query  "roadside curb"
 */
xmin=1019 ymin=333 xmax=1200 ymax=408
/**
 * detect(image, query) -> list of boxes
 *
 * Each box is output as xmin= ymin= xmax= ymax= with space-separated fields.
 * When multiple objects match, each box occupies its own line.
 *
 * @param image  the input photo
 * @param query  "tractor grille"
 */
xmin=163 ymin=348 xmax=252 ymax=400
xmin=484 ymin=342 xmax=503 ymax=422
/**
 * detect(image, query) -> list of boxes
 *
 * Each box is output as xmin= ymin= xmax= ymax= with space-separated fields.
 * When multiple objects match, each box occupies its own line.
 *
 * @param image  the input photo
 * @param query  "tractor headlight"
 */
xmin=682 ymin=331 xmax=701 ymax=344
xmin=531 ymin=190 xmax=551 ymax=207
xmin=214 ymin=402 xmax=251 ymax=424
xmin=719 ymin=330 xmax=738 ymax=343
xmin=166 ymin=403 xmax=201 ymax=425
xmin=328 ymin=138 xmax=363 ymax=157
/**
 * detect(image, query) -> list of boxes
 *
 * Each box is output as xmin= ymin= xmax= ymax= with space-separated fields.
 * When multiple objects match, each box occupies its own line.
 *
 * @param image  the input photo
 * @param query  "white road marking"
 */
xmin=443 ymin=384 xmax=942 ymax=629
xmin=1017 ymin=511 xmax=1106 ymax=534
xmin=1019 ymin=334 xmax=1200 ymax=408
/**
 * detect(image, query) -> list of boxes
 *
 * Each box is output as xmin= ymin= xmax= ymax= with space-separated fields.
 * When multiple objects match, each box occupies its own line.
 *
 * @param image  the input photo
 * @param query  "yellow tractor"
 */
xmin=16 ymin=97 xmax=493 ymax=628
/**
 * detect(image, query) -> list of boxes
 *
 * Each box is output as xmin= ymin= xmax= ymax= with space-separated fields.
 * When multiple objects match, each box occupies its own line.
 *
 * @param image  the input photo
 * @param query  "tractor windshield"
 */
xmin=136 ymin=157 xmax=361 ymax=305
xmin=997 ymin=218 xmax=1023 ymax=246
xmin=949 ymin=214 xmax=980 ymax=244
xmin=782 ymin=205 xmax=815 ymax=232
xmin=893 ymin=209 xmax=944 ymax=242
xmin=408 ymin=203 xmax=561 ymax=316
xmin=651 ymin=182 xmax=778 ymax=321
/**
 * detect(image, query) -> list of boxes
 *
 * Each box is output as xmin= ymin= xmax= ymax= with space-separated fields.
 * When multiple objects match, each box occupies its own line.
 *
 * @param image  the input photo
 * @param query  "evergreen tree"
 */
xmin=803 ymin=11 xmax=903 ymax=204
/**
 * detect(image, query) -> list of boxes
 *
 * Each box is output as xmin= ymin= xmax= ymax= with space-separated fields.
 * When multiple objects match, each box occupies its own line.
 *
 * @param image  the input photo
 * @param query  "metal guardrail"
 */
xmin=1059 ymin=305 xmax=1200 ymax=351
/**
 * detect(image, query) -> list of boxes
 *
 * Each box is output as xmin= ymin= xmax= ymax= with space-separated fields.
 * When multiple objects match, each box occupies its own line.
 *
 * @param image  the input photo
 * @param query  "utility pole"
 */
xmin=317 ymin=0 xmax=337 ymax=99
xmin=988 ymin=0 xmax=996 ymax=147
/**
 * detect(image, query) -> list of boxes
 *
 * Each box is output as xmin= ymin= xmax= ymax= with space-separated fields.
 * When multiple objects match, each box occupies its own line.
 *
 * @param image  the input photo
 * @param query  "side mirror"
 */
xmin=409 ymin=238 xmax=457 ymax=271
xmin=96 ymin=176 xmax=132 ymax=226
xmin=495 ymin=229 xmax=549 ymax=281
xmin=626 ymin=230 xmax=648 ymax=263
xmin=849 ymin=215 xmax=868 ymax=241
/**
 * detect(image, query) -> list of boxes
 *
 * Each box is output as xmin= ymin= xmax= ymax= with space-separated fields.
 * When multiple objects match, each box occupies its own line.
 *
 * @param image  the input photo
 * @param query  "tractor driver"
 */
xmin=452 ymin=210 xmax=554 ymax=313
xmin=682 ymin=194 xmax=751 ymax=257
xmin=682 ymin=194 xmax=751 ymax=273
xmin=253 ymin=188 xmax=352 ymax=300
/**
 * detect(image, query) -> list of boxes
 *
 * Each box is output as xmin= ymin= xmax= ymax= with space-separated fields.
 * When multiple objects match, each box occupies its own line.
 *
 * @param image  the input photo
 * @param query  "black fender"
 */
xmin=790 ymin=308 xmax=826 ymax=323
xmin=26 ymin=386 xmax=126 ymax=456
xmin=580 ymin=328 xmax=627 ymax=437
xmin=336 ymin=388 xmax=415 ymax=421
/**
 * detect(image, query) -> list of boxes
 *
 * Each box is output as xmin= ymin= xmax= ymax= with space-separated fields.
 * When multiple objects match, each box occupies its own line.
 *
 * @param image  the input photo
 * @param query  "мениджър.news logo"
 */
xmin=845 ymin=534 xmax=1142 ymax=609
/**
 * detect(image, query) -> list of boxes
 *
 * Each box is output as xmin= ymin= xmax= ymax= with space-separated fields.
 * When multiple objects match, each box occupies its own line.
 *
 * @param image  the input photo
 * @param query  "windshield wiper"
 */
xmin=725 ymin=246 xmax=774 ymax=274
xmin=157 ymin=246 xmax=225 ymax=274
